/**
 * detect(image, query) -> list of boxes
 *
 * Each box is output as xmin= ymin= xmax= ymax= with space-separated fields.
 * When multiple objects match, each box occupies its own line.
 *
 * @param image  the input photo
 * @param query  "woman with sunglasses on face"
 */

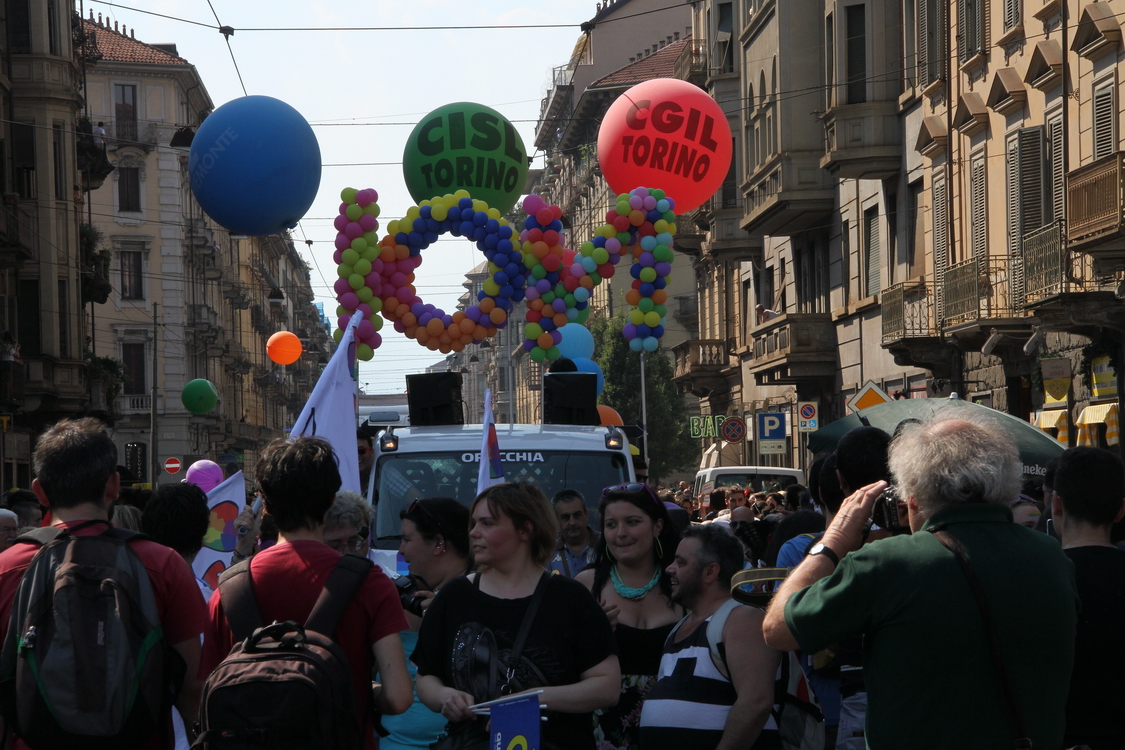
xmin=574 ymin=483 xmax=682 ymax=750
xmin=414 ymin=482 xmax=620 ymax=750
xmin=378 ymin=498 xmax=472 ymax=750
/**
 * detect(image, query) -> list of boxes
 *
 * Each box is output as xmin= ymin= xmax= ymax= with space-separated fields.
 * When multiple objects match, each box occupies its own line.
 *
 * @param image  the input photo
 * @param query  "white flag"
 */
xmin=192 ymin=470 xmax=247 ymax=592
xmin=477 ymin=389 xmax=506 ymax=494
xmin=291 ymin=310 xmax=362 ymax=493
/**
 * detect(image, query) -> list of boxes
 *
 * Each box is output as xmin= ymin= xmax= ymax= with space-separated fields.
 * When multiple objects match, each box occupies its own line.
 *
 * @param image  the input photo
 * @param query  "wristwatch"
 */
xmin=807 ymin=542 xmax=840 ymax=568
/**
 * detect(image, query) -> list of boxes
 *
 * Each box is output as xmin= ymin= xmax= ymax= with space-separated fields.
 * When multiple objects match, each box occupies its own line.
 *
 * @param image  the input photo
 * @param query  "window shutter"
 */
xmin=865 ymin=208 xmax=881 ymax=297
xmin=1006 ymin=137 xmax=1023 ymax=310
xmin=970 ymin=154 xmax=987 ymax=266
xmin=1018 ymin=126 xmax=1046 ymax=234
xmin=1004 ymin=0 xmax=1020 ymax=31
xmin=1093 ymin=84 xmax=1116 ymax=161
xmin=1047 ymin=115 xmax=1064 ymax=224
xmin=919 ymin=0 xmax=930 ymax=86
xmin=846 ymin=5 xmax=867 ymax=104
xmin=933 ymin=172 xmax=949 ymax=321
xmin=958 ymin=0 xmax=969 ymax=62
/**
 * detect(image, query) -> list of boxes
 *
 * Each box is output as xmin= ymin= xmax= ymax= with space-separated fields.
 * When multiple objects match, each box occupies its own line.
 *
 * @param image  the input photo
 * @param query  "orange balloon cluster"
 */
xmin=624 ymin=287 xmax=669 ymax=308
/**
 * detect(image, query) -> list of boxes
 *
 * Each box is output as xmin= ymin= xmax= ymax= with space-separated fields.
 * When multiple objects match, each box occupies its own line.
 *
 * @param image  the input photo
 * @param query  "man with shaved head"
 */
xmin=763 ymin=415 xmax=1078 ymax=750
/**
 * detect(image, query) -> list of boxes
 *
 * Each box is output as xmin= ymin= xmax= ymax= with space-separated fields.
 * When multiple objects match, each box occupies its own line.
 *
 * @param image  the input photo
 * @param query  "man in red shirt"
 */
xmin=200 ymin=437 xmax=411 ymax=749
xmin=0 ymin=417 xmax=207 ymax=749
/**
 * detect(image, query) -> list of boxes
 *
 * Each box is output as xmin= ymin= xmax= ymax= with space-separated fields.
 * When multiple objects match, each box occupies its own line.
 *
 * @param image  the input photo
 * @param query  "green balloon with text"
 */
xmin=402 ymin=102 xmax=528 ymax=214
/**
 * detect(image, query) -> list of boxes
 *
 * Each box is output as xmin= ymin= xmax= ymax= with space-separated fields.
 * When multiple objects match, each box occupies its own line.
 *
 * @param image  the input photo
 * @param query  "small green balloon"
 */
xmin=337 ymin=264 xmax=353 ymax=279
xmin=532 ymin=265 xmax=547 ymax=279
xmin=402 ymin=102 xmax=528 ymax=214
xmin=345 ymin=204 xmax=363 ymax=221
xmin=356 ymin=343 xmax=374 ymax=361
xmin=525 ymin=322 xmax=544 ymax=339
xmin=348 ymin=274 xmax=365 ymax=290
xmin=639 ymin=267 xmax=657 ymax=283
xmin=363 ymin=203 xmax=380 ymax=217
xmin=342 ymin=248 xmax=360 ymax=266
xmin=655 ymin=304 xmax=667 ymax=316
xmin=638 ymin=298 xmax=655 ymax=313
xmin=546 ymin=346 xmax=560 ymax=361
xmin=340 ymin=187 xmax=358 ymax=204
xmin=181 ymin=378 xmax=218 ymax=415
xmin=576 ymin=307 xmax=591 ymax=324
xmin=350 ymin=237 xmax=367 ymax=253
xmin=353 ymin=258 xmax=372 ymax=276
xmin=369 ymin=297 xmax=383 ymax=314
xmin=530 ymin=347 xmax=546 ymax=363
xmin=356 ymin=286 xmax=373 ymax=303
xmin=333 ymin=327 xmax=344 ymax=343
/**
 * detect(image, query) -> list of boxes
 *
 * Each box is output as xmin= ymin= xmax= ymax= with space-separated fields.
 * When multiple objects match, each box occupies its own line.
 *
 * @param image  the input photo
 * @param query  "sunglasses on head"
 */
xmin=407 ymin=499 xmax=448 ymax=540
xmin=602 ymin=483 xmax=660 ymax=505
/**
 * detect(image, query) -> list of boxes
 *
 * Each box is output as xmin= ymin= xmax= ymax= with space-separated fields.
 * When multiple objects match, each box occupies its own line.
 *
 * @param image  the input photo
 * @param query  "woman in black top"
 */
xmin=575 ymin=483 xmax=682 ymax=750
xmin=413 ymin=482 xmax=619 ymax=750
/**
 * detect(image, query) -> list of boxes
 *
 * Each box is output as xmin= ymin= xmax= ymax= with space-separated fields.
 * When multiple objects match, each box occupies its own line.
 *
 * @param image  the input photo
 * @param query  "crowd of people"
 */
xmin=0 ymin=413 xmax=1117 ymax=750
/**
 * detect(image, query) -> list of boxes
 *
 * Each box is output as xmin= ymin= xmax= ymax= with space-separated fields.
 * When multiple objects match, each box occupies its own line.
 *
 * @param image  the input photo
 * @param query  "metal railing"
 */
xmin=1068 ymin=152 xmax=1125 ymax=246
xmin=881 ymin=281 xmax=933 ymax=344
xmin=0 ymin=203 xmax=36 ymax=257
xmin=1024 ymin=221 xmax=1066 ymax=304
xmin=942 ymin=256 xmax=1021 ymax=325
xmin=674 ymin=39 xmax=707 ymax=82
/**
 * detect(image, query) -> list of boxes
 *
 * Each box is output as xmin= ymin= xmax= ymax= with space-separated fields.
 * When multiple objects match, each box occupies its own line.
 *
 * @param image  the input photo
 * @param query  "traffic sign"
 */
xmin=757 ymin=413 xmax=786 ymax=454
xmin=164 ymin=457 xmax=181 ymax=475
xmin=719 ymin=416 xmax=746 ymax=443
xmin=797 ymin=401 xmax=818 ymax=432
xmin=847 ymin=381 xmax=891 ymax=413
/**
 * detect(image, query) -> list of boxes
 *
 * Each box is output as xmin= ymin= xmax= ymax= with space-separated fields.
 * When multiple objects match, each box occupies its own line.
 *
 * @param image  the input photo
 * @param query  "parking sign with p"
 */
xmin=757 ymin=413 xmax=786 ymax=454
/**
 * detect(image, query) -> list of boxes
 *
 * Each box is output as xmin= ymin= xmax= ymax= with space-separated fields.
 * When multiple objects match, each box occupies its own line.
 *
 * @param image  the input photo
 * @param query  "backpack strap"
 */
xmin=13 ymin=526 xmax=66 ymax=547
xmin=705 ymin=598 xmax=742 ymax=672
xmin=217 ymin=559 xmax=265 ymax=643
xmin=305 ymin=553 xmax=375 ymax=638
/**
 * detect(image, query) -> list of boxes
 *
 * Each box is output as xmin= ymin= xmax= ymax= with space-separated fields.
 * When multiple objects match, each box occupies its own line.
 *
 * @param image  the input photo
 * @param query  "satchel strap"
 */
xmin=305 ymin=553 xmax=374 ymax=637
xmin=217 ymin=558 xmax=263 ymax=642
xmin=930 ymin=528 xmax=1032 ymax=750
xmin=501 ymin=572 xmax=550 ymax=695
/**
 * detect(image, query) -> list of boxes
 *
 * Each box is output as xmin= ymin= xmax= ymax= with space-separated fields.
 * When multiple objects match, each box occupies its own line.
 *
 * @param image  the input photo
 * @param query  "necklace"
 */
xmin=611 ymin=565 xmax=662 ymax=601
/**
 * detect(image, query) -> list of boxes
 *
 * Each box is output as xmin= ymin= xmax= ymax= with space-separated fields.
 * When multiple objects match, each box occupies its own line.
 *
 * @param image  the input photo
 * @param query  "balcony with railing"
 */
xmin=1068 ymin=151 xmax=1125 ymax=263
xmin=534 ymin=64 xmax=576 ymax=149
xmin=0 ymin=202 xmax=36 ymax=267
xmin=673 ymin=38 xmax=707 ymax=85
xmin=117 ymin=394 xmax=151 ymax=414
xmin=222 ymin=341 xmax=252 ymax=375
xmin=108 ymin=118 xmax=159 ymax=151
xmin=881 ymin=281 xmax=934 ymax=345
xmin=746 ymin=313 xmax=836 ymax=386
xmin=820 ymin=100 xmax=902 ymax=180
xmin=221 ymin=265 xmax=251 ymax=309
xmin=1024 ymin=219 xmax=1125 ymax=330
xmin=741 ymin=156 xmax=835 ymax=236
xmin=671 ymin=339 xmax=730 ymax=396
xmin=942 ymin=257 xmax=1024 ymax=328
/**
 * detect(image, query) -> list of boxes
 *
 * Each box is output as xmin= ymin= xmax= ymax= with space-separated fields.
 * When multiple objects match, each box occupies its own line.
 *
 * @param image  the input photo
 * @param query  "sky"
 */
xmin=87 ymin=0 xmax=610 ymax=393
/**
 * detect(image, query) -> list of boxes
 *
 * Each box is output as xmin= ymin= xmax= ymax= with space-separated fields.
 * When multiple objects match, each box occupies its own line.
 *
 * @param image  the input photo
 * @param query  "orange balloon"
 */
xmin=415 ymin=328 xmax=429 ymax=343
xmin=452 ymin=311 xmax=466 ymax=323
xmin=460 ymin=334 xmax=473 ymax=345
xmin=625 ymin=290 xmax=642 ymax=306
xmin=479 ymin=298 xmax=496 ymax=313
xmin=405 ymin=325 xmax=418 ymax=339
xmin=459 ymin=318 xmax=475 ymax=334
xmin=489 ymin=308 xmax=507 ymax=324
xmin=537 ymin=332 xmax=554 ymax=349
xmin=267 ymin=331 xmax=303 ymax=365
xmin=395 ymin=244 xmax=410 ymax=260
xmin=652 ymin=289 xmax=668 ymax=305
xmin=598 ymin=404 xmax=624 ymax=426
xmin=552 ymin=313 xmax=568 ymax=327
xmin=402 ymin=313 xmax=417 ymax=327
xmin=379 ymin=246 xmax=396 ymax=262
xmin=473 ymin=325 xmax=488 ymax=341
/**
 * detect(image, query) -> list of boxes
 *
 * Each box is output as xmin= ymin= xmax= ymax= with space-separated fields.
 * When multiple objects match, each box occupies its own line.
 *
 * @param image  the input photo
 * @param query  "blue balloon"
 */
xmin=189 ymin=96 xmax=321 ymax=237
xmin=642 ymin=336 xmax=660 ymax=352
xmin=557 ymin=323 xmax=596 ymax=360
xmin=570 ymin=357 xmax=605 ymax=395
xmin=629 ymin=338 xmax=644 ymax=352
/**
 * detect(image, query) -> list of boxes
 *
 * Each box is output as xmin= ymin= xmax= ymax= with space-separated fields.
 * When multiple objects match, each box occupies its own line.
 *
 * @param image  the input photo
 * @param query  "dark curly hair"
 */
xmin=590 ymin=485 xmax=681 ymax=604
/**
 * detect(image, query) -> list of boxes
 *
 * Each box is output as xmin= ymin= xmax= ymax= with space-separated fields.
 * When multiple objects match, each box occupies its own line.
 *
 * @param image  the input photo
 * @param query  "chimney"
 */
xmin=131 ymin=29 xmax=135 ymax=39
xmin=629 ymin=57 xmax=636 ymax=63
xmin=97 ymin=13 xmax=102 ymax=26
xmin=88 ymin=9 xmax=93 ymax=20
xmin=114 ymin=20 xmax=119 ymax=31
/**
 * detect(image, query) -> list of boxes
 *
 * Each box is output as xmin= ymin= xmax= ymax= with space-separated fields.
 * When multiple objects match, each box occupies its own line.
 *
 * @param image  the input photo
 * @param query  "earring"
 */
xmin=655 ymin=537 xmax=664 ymax=560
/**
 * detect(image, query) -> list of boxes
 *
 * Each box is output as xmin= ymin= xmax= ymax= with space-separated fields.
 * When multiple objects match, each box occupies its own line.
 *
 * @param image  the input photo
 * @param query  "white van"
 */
xmin=370 ymin=422 xmax=635 ymax=548
xmin=693 ymin=465 xmax=805 ymax=497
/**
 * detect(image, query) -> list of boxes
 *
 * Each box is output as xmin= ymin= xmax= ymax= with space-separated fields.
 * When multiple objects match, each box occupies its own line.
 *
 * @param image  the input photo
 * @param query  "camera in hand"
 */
xmin=871 ymin=485 xmax=911 ymax=535
xmin=394 ymin=574 xmax=430 ymax=617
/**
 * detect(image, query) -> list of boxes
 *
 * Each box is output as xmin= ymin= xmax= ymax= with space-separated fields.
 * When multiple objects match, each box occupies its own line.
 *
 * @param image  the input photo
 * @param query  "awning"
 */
xmin=1076 ymin=403 xmax=1118 ymax=446
xmin=1035 ymin=409 xmax=1069 ymax=444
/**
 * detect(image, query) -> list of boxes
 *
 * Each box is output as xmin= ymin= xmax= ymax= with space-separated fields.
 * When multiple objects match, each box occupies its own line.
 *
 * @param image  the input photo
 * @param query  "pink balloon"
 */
xmin=332 ymin=248 xmax=344 ymax=264
xmin=523 ymin=194 xmax=544 ymax=216
xmin=383 ymin=260 xmax=398 ymax=274
xmin=333 ymin=278 xmax=351 ymax=295
xmin=393 ymin=320 xmax=406 ymax=333
xmin=569 ymin=263 xmax=584 ymax=278
xmin=359 ymin=214 xmax=378 ymax=232
xmin=369 ymin=332 xmax=382 ymax=349
xmin=357 ymin=320 xmax=375 ymax=339
xmin=391 ymin=272 xmax=407 ymax=287
xmin=372 ymin=258 xmax=384 ymax=274
xmin=333 ymin=215 xmax=349 ymax=232
xmin=339 ymin=292 xmax=359 ymax=310
xmin=357 ymin=303 xmax=373 ymax=317
xmin=338 ymin=202 xmax=349 ymax=215
xmin=395 ymin=287 xmax=413 ymax=302
xmin=364 ymin=271 xmax=381 ymax=287
xmin=344 ymin=222 xmax=363 ymax=239
xmin=337 ymin=313 xmax=352 ymax=329
xmin=356 ymin=189 xmax=373 ymax=207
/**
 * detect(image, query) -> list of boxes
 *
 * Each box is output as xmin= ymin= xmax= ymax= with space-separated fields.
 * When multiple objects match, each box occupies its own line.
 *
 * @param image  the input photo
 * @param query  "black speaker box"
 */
xmin=543 ymin=373 xmax=600 ymax=426
xmin=406 ymin=372 xmax=465 ymax=426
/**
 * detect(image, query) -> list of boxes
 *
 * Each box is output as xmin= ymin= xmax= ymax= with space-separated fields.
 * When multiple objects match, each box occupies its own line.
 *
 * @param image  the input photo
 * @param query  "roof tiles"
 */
xmin=83 ymin=18 xmax=190 ymax=66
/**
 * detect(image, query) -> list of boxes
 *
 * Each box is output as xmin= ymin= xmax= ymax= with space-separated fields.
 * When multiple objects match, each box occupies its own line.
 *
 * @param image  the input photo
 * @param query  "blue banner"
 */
xmin=490 ymin=693 xmax=541 ymax=750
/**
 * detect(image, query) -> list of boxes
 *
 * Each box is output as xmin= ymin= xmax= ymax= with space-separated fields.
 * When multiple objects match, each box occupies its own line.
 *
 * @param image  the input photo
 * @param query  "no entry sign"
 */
xmin=164 ymin=457 xmax=182 ymax=475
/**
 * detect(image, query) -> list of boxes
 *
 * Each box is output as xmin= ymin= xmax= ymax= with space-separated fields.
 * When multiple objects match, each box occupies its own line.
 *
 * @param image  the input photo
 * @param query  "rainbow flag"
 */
xmin=478 ymin=389 xmax=505 ymax=493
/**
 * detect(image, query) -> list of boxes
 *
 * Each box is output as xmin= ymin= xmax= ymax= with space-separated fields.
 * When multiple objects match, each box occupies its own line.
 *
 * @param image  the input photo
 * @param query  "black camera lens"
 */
xmin=395 ymin=574 xmax=427 ymax=617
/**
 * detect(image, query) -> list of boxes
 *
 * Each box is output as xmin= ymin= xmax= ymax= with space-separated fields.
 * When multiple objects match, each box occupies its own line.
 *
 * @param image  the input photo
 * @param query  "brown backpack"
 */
xmin=192 ymin=554 xmax=373 ymax=750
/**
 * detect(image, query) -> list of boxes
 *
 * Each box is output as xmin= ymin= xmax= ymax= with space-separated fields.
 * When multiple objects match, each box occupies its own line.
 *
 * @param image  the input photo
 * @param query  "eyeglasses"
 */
xmin=407 ymin=499 xmax=447 ymax=540
xmin=0 ymin=526 xmax=17 ymax=535
xmin=326 ymin=526 xmax=368 ymax=554
xmin=358 ymin=447 xmax=370 ymax=456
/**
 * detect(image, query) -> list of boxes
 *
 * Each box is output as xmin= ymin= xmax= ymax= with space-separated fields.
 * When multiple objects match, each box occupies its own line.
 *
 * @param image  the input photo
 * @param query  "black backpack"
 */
xmin=0 ymin=521 xmax=185 ymax=750
xmin=193 ymin=553 xmax=373 ymax=750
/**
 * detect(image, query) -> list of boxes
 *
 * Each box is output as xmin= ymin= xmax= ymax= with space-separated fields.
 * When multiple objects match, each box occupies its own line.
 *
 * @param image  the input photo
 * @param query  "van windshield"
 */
xmin=373 ymin=450 xmax=631 ymax=544
xmin=712 ymin=473 xmax=799 ymax=493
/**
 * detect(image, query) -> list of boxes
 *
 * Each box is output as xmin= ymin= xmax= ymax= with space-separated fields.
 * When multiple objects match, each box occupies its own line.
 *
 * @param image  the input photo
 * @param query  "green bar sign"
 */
xmin=690 ymin=415 xmax=728 ymax=439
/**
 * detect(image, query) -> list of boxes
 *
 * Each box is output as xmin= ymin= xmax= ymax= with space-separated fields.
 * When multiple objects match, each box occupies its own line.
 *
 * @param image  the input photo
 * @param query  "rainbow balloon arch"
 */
xmin=185 ymin=80 xmax=734 ymax=407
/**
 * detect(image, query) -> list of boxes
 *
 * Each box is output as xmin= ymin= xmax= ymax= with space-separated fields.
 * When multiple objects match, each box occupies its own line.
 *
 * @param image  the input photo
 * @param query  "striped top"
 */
xmin=638 ymin=610 xmax=780 ymax=750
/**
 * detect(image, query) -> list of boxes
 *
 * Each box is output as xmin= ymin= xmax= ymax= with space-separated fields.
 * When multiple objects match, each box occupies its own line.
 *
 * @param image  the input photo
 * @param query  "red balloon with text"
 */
xmin=597 ymin=78 xmax=733 ymax=215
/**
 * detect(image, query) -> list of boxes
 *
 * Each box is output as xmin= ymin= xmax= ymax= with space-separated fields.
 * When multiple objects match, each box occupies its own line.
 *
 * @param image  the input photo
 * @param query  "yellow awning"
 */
xmin=1036 ymin=409 xmax=1067 ymax=429
xmin=1077 ymin=403 xmax=1116 ymax=425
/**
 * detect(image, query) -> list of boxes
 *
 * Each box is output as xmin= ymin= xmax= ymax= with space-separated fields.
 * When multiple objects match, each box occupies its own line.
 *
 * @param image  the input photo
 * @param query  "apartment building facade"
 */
xmin=83 ymin=16 xmax=330 ymax=484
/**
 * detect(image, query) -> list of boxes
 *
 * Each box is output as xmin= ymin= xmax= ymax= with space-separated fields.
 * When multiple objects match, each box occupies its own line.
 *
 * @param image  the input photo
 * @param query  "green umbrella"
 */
xmin=807 ymin=398 xmax=1064 ymax=478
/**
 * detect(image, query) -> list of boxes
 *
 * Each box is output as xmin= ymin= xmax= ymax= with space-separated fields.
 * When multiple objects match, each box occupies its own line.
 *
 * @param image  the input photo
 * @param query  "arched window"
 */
xmin=759 ymin=72 xmax=767 ymax=108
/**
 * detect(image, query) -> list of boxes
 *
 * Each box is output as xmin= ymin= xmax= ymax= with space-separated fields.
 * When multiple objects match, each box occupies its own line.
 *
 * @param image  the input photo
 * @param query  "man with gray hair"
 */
xmin=763 ymin=414 xmax=1078 ymax=750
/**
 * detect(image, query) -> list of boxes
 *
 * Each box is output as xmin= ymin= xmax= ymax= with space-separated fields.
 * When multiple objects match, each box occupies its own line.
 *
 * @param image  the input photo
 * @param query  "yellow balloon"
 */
xmin=644 ymin=311 xmax=662 ymax=327
xmin=629 ymin=310 xmax=645 ymax=325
